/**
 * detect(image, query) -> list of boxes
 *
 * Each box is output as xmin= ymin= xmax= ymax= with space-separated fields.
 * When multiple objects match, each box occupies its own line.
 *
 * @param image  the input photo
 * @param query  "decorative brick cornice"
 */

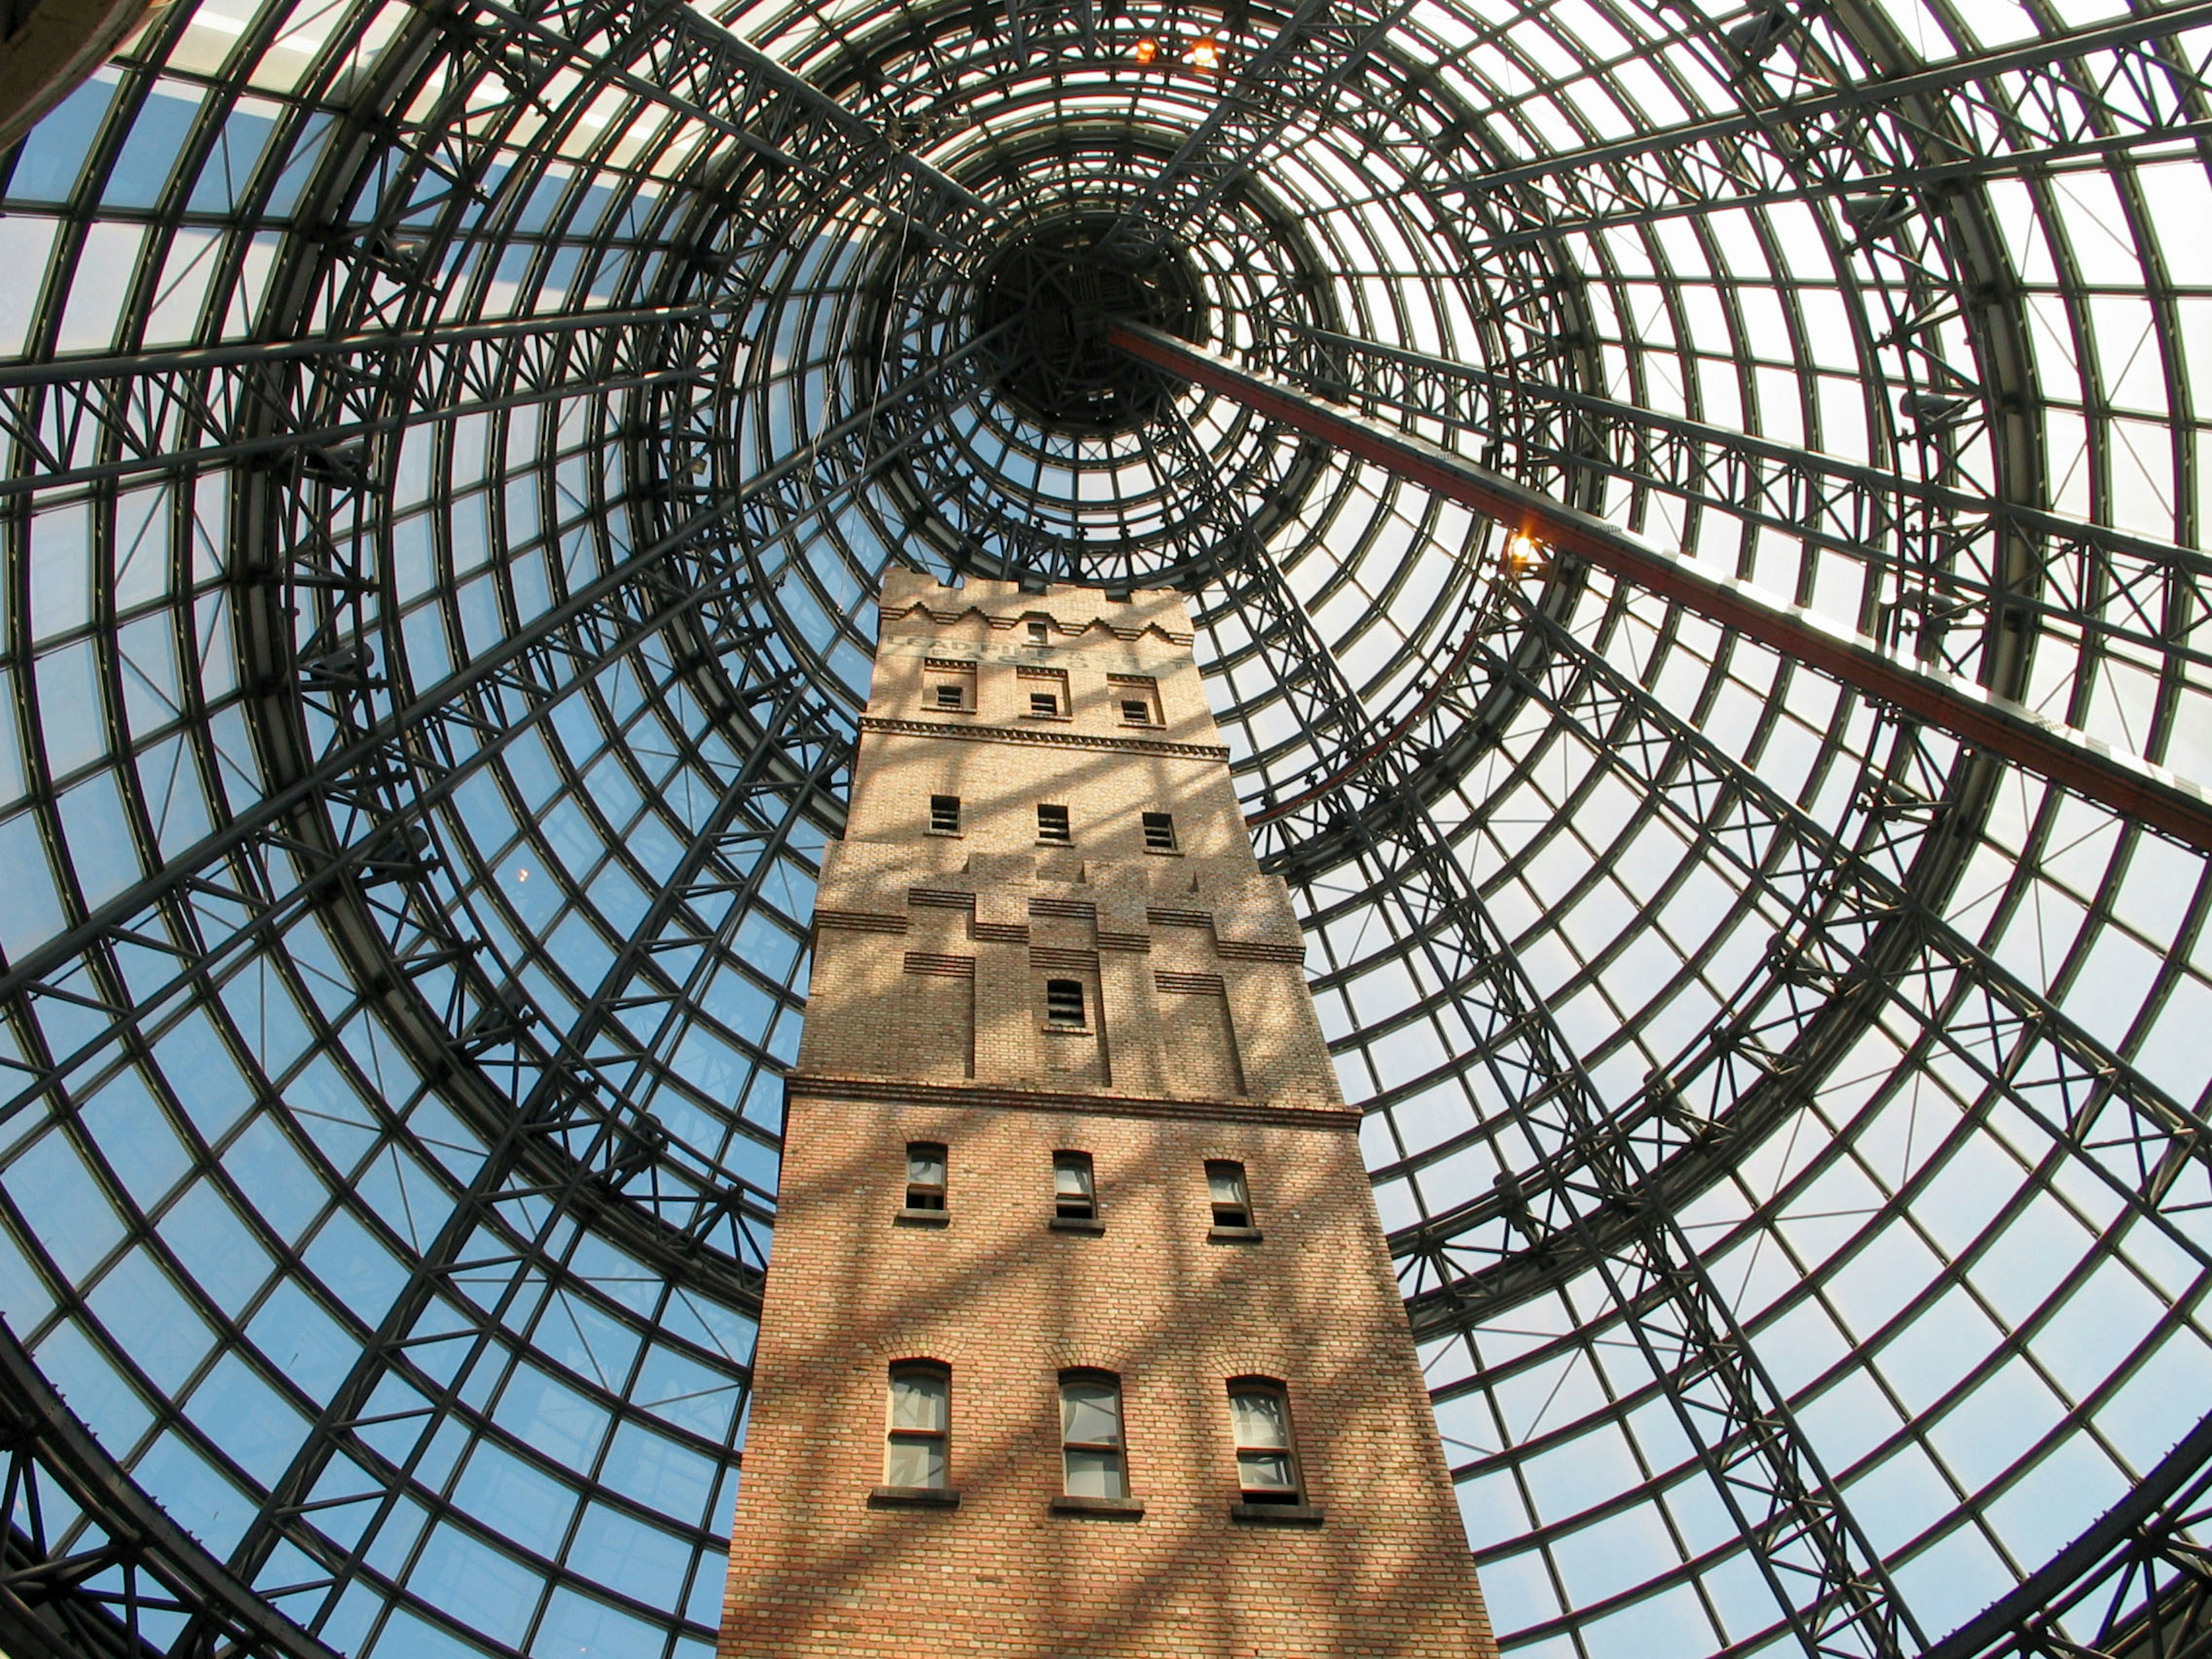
xmin=783 ymin=1072 xmax=1358 ymax=1130
xmin=859 ymin=715 xmax=1230 ymax=761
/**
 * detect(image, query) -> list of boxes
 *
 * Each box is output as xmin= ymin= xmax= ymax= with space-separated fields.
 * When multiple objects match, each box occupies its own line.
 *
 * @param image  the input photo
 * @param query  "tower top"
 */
xmin=878 ymin=567 xmax=1195 ymax=645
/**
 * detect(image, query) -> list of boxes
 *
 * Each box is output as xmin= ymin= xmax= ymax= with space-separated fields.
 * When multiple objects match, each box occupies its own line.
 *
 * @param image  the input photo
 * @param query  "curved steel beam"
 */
xmin=0 ymin=1315 xmax=340 ymax=1659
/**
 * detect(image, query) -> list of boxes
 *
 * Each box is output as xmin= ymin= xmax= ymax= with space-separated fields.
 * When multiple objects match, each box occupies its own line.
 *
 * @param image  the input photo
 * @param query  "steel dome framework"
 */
xmin=0 ymin=1 xmax=2205 ymax=1658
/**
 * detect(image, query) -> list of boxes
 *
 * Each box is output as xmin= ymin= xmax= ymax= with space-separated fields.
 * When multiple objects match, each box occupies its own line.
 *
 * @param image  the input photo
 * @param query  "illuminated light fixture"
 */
xmin=1502 ymin=532 xmax=1550 ymax=579
xmin=1184 ymin=34 xmax=1221 ymax=67
xmin=1132 ymin=33 xmax=1160 ymax=62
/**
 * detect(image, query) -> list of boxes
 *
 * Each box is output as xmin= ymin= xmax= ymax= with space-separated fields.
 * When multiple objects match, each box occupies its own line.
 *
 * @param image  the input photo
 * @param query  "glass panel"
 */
xmin=1063 ymin=1448 xmax=1124 ymax=1499
xmin=885 ymin=1436 xmax=945 ymax=1488
xmin=1053 ymin=1160 xmax=1092 ymax=1198
xmin=1060 ymin=1380 xmax=1122 ymax=1445
xmin=889 ymin=1372 xmax=948 ymax=1431
xmin=906 ymin=1147 xmax=945 ymax=1187
xmin=1207 ymin=1166 xmax=1246 ymax=1206
xmin=1230 ymin=1389 xmax=1289 ymax=1449
xmin=1236 ymin=1450 xmax=1297 ymax=1493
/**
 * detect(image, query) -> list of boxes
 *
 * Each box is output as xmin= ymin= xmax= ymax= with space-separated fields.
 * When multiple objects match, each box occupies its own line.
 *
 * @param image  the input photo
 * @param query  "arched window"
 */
xmin=1226 ymin=1380 xmax=1301 ymax=1503
xmin=886 ymin=1363 xmax=950 ymax=1490
xmin=1059 ymin=1371 xmax=1127 ymax=1499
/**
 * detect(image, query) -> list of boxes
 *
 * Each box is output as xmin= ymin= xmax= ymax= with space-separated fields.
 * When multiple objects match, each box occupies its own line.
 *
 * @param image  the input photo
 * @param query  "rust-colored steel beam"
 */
xmin=1108 ymin=320 xmax=2212 ymax=856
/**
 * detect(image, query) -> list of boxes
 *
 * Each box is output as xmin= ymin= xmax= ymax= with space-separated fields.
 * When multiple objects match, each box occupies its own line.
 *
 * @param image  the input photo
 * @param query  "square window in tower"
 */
xmin=1037 ymin=804 xmax=1071 ymax=844
xmin=1045 ymin=978 xmax=1086 ymax=1026
xmin=1207 ymin=1161 xmax=1252 ymax=1229
xmin=923 ymin=659 xmax=975 ymax=711
xmin=1052 ymin=1151 xmax=1096 ymax=1219
xmin=1109 ymin=675 xmax=1161 ymax=725
xmin=1018 ymin=665 xmax=1068 ymax=718
xmin=1142 ymin=811 xmax=1177 ymax=852
xmin=929 ymin=794 xmax=961 ymax=834
xmin=906 ymin=1143 xmax=947 ymax=1211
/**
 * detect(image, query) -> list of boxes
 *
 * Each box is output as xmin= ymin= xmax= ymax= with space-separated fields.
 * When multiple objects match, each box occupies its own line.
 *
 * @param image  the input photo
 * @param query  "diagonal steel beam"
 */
xmin=1109 ymin=320 xmax=2212 ymax=854
xmin=1249 ymin=319 xmax=2212 ymax=721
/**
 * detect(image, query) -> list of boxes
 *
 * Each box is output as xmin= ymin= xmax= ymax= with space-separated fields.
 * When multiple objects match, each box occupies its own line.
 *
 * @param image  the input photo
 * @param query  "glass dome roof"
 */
xmin=0 ymin=1 xmax=2205 ymax=1657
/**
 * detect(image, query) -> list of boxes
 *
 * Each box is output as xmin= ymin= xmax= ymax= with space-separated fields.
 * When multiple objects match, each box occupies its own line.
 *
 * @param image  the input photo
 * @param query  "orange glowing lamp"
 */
xmin=1184 ymin=34 xmax=1221 ymax=67
xmin=1132 ymin=34 xmax=1160 ymax=62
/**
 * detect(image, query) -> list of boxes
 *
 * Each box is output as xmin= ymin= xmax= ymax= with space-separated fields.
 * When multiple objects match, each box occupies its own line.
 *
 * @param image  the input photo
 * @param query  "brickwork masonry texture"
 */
xmin=717 ymin=573 xmax=1498 ymax=1657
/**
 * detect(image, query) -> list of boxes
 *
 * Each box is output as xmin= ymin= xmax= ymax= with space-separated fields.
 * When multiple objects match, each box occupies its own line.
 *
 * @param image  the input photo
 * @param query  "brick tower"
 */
xmin=719 ymin=571 xmax=1497 ymax=1657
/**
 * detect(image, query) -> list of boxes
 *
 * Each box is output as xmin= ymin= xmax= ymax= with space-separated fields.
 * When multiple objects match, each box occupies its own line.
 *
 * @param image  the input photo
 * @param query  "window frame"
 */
xmin=1044 ymin=978 xmax=1086 ymax=1027
xmin=1036 ymin=802 xmax=1071 ymax=844
xmin=928 ymin=793 xmax=960 ymax=835
xmin=1206 ymin=1160 xmax=1252 ymax=1230
xmin=1052 ymin=1150 xmax=1096 ymax=1219
xmin=905 ymin=1142 xmax=948 ymax=1211
xmin=1226 ymin=1378 xmax=1302 ymax=1505
xmin=1058 ymin=1369 xmax=1129 ymax=1500
xmin=884 ymin=1362 xmax=953 ymax=1493
xmin=1141 ymin=810 xmax=1177 ymax=853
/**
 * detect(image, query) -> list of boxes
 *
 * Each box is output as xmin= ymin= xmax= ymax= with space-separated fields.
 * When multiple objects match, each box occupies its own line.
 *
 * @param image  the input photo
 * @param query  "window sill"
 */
xmin=1020 ymin=713 xmax=1074 ymax=724
xmin=1143 ymin=846 xmax=1184 ymax=857
xmin=1035 ymin=840 xmax=1075 ymax=850
xmin=870 ymin=1486 xmax=961 ymax=1509
xmin=1230 ymin=1502 xmax=1324 ymax=1526
xmin=1049 ymin=1216 xmax=1105 ymax=1235
xmin=923 ymin=707 xmax=975 ymax=717
xmin=1051 ymin=1495 xmax=1145 ymax=1518
xmin=895 ymin=1208 xmax=950 ymax=1228
xmin=924 ymin=828 xmax=964 ymax=839
xmin=1040 ymin=1024 xmax=1092 ymax=1036
xmin=1209 ymin=1225 xmax=1263 ymax=1243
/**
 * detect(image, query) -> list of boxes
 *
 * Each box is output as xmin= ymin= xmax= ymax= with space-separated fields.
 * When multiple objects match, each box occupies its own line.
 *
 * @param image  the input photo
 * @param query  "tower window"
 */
xmin=1053 ymin=1152 xmax=1096 ymax=1219
xmin=1109 ymin=676 xmax=1161 ymax=725
xmin=887 ymin=1364 xmax=951 ymax=1490
xmin=929 ymin=794 xmax=960 ymax=834
xmin=906 ymin=1143 xmax=947 ymax=1211
xmin=922 ymin=661 xmax=975 ymax=711
xmin=1060 ymin=1372 xmax=1127 ymax=1499
xmin=1142 ymin=811 xmax=1176 ymax=852
xmin=1228 ymin=1381 xmax=1301 ymax=1503
xmin=1207 ymin=1161 xmax=1251 ymax=1229
xmin=1045 ymin=979 xmax=1086 ymax=1027
xmin=1037 ymin=803 xmax=1071 ymax=844
xmin=1030 ymin=690 xmax=1060 ymax=716
xmin=1027 ymin=619 xmax=1050 ymax=643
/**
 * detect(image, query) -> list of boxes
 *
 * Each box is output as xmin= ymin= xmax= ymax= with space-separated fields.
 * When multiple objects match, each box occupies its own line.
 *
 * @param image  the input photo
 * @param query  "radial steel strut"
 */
xmin=1108 ymin=322 xmax=2212 ymax=855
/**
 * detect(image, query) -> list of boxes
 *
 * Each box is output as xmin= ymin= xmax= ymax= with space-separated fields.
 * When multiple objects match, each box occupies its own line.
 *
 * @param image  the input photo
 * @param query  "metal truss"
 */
xmin=1927 ymin=1408 xmax=2212 ymax=1659
xmin=0 ymin=304 xmax=739 ymax=498
xmin=1441 ymin=1 xmax=2212 ymax=253
xmin=1123 ymin=367 xmax=1921 ymax=1653
xmin=1 ymin=0 xmax=2207 ymax=1654
xmin=1112 ymin=322 xmax=2212 ymax=853
xmin=1100 ymin=0 xmax=1418 ymax=249
xmin=1244 ymin=321 xmax=2212 ymax=706
xmin=1391 ymin=590 xmax=2212 ymax=1332
xmin=0 ymin=1316 xmax=337 ymax=1659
